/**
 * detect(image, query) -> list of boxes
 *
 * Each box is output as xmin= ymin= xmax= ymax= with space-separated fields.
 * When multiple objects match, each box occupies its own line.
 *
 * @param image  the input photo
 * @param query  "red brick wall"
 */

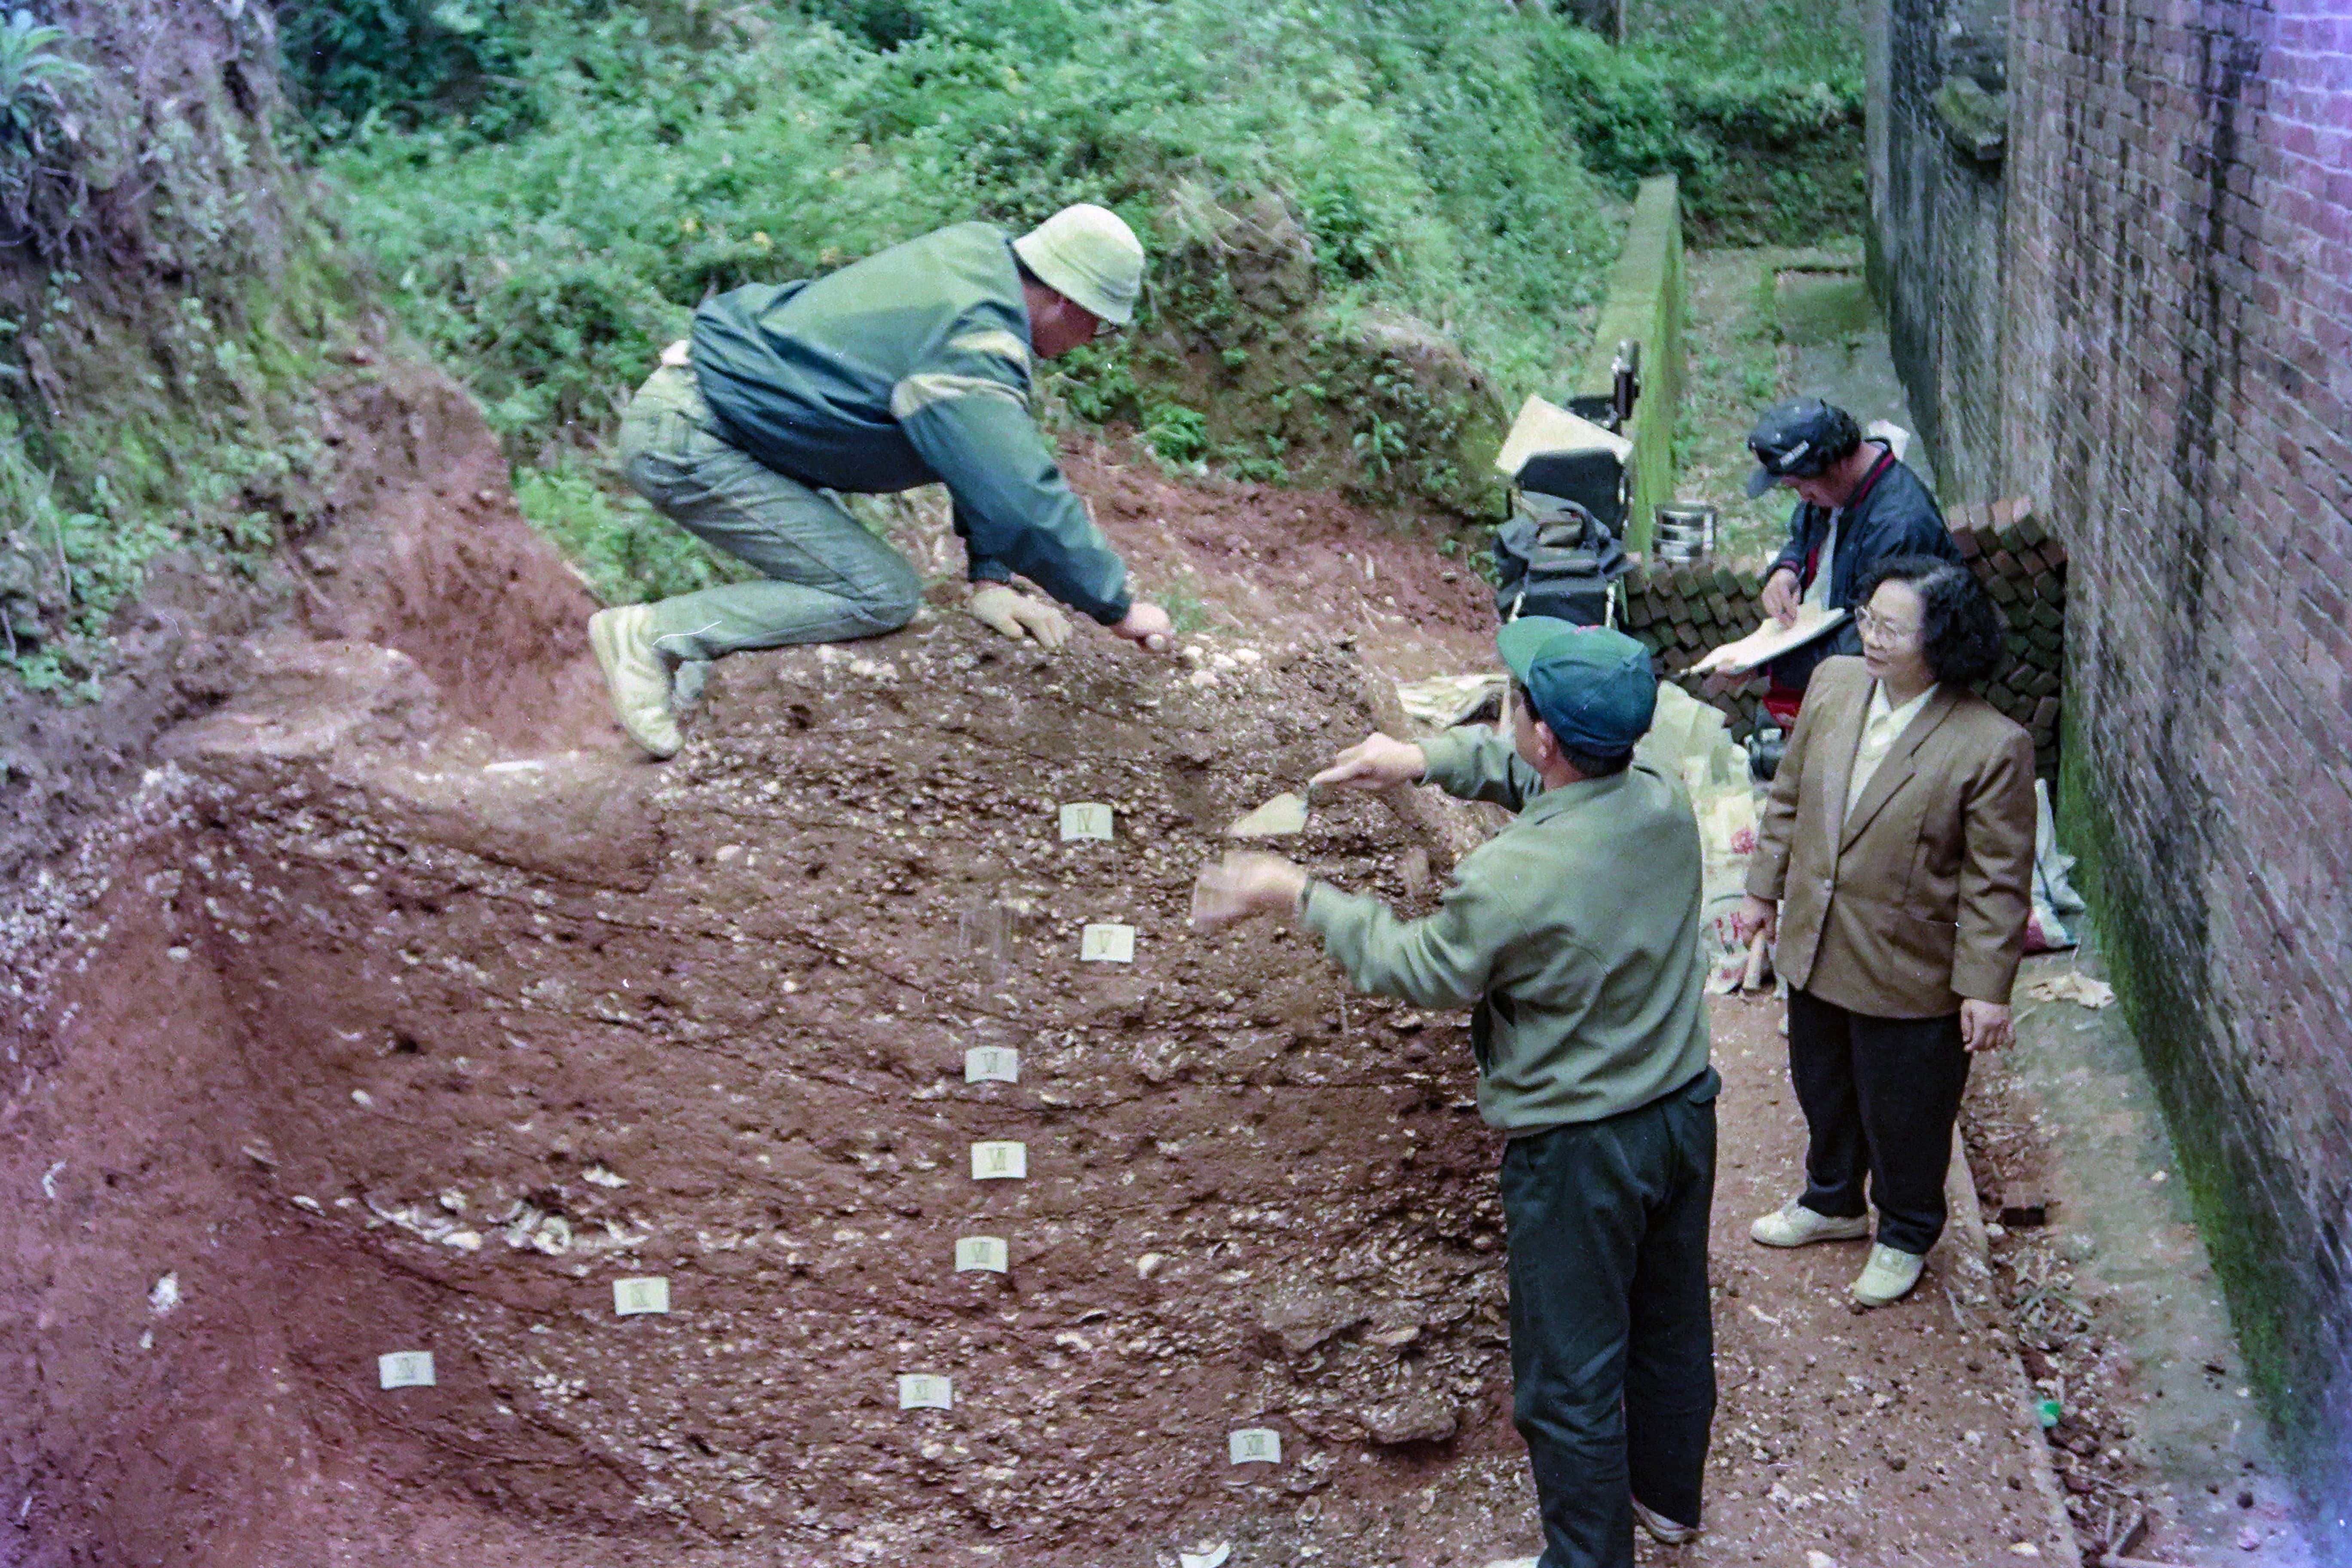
xmin=2003 ymin=0 xmax=2352 ymax=1544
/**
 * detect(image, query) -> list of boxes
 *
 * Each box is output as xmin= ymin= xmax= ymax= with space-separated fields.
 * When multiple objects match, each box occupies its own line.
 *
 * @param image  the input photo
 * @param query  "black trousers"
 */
xmin=1499 ymin=1070 xmax=1718 ymax=1568
xmin=1786 ymin=987 xmax=1972 ymax=1256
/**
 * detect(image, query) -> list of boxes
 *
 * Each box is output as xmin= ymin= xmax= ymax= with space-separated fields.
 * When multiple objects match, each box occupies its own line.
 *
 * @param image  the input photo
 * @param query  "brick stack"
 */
xmin=1945 ymin=497 xmax=2065 ymax=775
xmin=1618 ymin=562 xmax=1773 ymax=737
xmin=1620 ymin=499 xmax=2067 ymax=771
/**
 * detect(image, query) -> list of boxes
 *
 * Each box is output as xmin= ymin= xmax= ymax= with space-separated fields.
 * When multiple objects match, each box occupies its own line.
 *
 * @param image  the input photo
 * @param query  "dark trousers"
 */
xmin=1786 ymin=987 xmax=1972 ymax=1256
xmin=1499 ymin=1071 xmax=1718 ymax=1568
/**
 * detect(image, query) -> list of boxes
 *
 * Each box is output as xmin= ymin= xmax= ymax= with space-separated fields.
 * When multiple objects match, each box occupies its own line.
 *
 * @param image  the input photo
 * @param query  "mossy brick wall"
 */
xmin=1577 ymin=175 xmax=1684 ymax=555
xmin=1864 ymin=0 xmax=2009 ymax=502
xmin=1997 ymin=0 xmax=2352 ymax=1547
xmin=1622 ymin=499 xmax=2065 ymax=770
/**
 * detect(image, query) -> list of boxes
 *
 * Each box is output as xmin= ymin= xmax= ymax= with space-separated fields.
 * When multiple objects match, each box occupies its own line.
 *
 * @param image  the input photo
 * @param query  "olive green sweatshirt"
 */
xmin=1300 ymin=726 xmax=1713 ymax=1133
xmin=689 ymin=222 xmax=1131 ymax=624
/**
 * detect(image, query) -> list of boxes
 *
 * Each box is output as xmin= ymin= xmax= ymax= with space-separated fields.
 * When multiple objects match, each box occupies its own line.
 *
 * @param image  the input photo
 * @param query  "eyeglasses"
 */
xmin=1855 ymin=607 xmax=1920 ymax=644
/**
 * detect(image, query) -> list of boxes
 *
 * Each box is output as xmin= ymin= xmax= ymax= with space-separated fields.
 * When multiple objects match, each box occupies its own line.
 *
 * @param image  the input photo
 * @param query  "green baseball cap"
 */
xmin=1496 ymin=617 xmax=1657 ymax=755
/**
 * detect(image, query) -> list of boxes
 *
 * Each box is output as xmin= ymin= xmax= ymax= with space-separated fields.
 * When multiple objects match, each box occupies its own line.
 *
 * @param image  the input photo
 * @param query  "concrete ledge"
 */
xmin=1576 ymin=175 xmax=1684 ymax=554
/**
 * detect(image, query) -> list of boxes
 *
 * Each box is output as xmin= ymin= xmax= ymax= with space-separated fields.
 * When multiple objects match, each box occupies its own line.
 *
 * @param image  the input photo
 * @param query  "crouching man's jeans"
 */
xmin=1500 ymin=1067 xmax=1719 ymax=1568
xmin=616 ymin=364 xmax=921 ymax=663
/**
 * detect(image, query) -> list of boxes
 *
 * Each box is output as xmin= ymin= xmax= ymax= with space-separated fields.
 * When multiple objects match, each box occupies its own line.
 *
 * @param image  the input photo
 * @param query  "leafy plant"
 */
xmin=1140 ymin=401 xmax=1209 ymax=464
xmin=313 ymin=0 xmax=1626 ymax=488
xmin=0 ymin=9 xmax=82 ymax=147
xmin=0 ymin=9 xmax=89 ymax=248
xmin=1352 ymin=412 xmax=1407 ymax=479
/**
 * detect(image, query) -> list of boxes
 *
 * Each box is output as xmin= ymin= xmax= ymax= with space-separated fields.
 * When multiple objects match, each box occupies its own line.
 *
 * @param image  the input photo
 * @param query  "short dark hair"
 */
xmin=1854 ymin=554 xmax=2007 ymax=686
xmin=1561 ymin=744 xmax=1634 ymax=777
xmin=1511 ymin=680 xmax=1634 ymax=776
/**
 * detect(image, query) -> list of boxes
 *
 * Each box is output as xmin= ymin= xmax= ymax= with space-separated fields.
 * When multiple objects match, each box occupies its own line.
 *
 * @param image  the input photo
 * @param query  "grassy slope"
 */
xmin=0 ymin=0 xmax=364 ymax=697
xmin=0 ymin=0 xmax=1872 ymax=697
xmin=314 ymin=0 xmax=1632 ymax=602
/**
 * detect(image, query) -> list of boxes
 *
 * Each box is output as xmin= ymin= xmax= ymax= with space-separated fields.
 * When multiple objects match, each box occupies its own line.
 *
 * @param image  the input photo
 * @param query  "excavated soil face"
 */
xmin=4 ymin=389 xmax=2084 ymax=1565
xmin=3 ymin=615 xmax=1555 ymax=1566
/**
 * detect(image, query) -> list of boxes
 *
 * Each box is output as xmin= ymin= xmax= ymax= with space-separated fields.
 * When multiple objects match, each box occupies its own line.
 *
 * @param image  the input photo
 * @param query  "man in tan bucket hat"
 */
xmin=591 ymin=203 xmax=1173 ymax=758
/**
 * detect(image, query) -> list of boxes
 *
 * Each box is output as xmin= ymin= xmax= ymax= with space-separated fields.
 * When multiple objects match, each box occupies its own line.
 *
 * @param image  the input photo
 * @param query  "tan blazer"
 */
xmin=1746 ymin=656 xmax=2037 ymax=1017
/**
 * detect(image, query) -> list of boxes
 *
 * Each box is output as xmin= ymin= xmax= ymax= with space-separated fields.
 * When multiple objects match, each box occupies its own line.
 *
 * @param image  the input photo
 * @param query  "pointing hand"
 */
xmin=1309 ymin=733 xmax=1427 ymax=794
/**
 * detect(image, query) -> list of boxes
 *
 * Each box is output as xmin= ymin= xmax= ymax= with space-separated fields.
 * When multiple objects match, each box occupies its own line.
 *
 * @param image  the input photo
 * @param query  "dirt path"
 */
xmin=1962 ymin=946 xmax=2319 ymax=1566
xmin=1681 ymin=997 xmax=2074 ymax=1565
xmin=1 ymin=417 xmax=2079 ymax=1565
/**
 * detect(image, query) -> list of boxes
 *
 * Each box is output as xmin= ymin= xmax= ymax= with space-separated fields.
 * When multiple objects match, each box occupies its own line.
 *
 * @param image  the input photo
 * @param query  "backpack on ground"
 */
xmin=1492 ymin=492 xmax=1629 ymax=628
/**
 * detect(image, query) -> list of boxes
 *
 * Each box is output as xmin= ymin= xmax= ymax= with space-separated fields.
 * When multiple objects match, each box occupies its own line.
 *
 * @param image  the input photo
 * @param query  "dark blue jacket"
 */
xmin=1766 ymin=446 xmax=1958 ymax=692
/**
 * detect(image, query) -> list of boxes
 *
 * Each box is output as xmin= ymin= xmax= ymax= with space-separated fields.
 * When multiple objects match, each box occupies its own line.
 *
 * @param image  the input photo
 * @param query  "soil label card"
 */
xmin=1058 ymin=803 xmax=1113 ymax=842
xmin=1080 ymin=923 xmax=1136 ymax=963
xmin=897 ymin=1373 xmax=952 ymax=1410
xmin=378 ymin=1351 xmax=436 ymax=1390
xmin=613 ymin=1277 xmax=670 ymax=1316
xmin=954 ymin=1235 xmax=1009 ymax=1273
xmin=964 ymin=1046 xmax=1020 ymax=1084
xmin=1228 ymin=1428 xmax=1282 ymax=1465
xmin=971 ymin=1141 xmax=1028 ymax=1180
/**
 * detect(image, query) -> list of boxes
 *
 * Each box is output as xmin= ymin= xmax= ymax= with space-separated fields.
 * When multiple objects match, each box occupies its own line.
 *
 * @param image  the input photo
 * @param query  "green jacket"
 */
xmin=1301 ymin=726 xmax=1713 ymax=1133
xmin=689 ymin=223 xmax=1132 ymax=624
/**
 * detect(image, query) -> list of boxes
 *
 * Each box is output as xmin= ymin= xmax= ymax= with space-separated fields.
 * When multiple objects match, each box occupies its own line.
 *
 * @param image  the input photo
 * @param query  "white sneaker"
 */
xmin=1749 ymin=1199 xmax=1871 ymax=1248
xmin=1633 ymin=1496 xmax=1699 ymax=1545
xmin=589 ymin=605 xmax=681 ymax=759
xmin=1480 ymin=1559 xmax=1540 ymax=1568
xmin=1850 ymin=1242 xmax=1926 ymax=1306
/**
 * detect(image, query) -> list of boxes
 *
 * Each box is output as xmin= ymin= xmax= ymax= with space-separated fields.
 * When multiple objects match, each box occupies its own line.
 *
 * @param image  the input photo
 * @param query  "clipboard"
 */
xmin=1690 ymin=605 xmax=1850 ymax=677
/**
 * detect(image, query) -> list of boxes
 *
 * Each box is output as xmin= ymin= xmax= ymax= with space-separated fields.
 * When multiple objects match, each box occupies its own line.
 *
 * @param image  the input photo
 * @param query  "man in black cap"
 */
xmin=1746 ymin=399 xmax=1959 ymax=719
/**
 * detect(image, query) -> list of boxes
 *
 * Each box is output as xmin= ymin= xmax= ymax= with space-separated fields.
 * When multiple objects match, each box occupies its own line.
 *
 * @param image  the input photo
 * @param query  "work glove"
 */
xmin=965 ymin=584 xmax=1072 ymax=649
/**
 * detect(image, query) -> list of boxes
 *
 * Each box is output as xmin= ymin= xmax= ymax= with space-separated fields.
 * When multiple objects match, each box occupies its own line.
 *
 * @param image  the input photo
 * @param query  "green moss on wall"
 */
xmin=2055 ymin=677 xmax=2319 ymax=1464
xmin=1574 ymin=176 xmax=1684 ymax=553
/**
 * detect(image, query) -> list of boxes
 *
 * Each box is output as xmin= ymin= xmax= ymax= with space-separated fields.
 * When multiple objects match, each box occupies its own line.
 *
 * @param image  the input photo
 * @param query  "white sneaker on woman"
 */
xmin=1633 ymin=1496 xmax=1700 ymax=1545
xmin=1850 ymin=1242 xmax=1927 ymax=1306
xmin=1748 ymin=1199 xmax=1871 ymax=1248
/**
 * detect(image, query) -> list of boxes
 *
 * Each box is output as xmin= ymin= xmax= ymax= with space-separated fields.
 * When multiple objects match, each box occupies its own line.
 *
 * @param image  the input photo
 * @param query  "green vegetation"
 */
xmin=0 ymin=6 xmax=89 ymax=249
xmin=0 ymin=0 xmax=1869 ymax=695
xmin=278 ymin=0 xmax=533 ymax=142
xmin=295 ymin=0 xmax=1642 ymax=593
xmin=1534 ymin=24 xmax=1864 ymax=245
xmin=279 ymin=0 xmax=1862 ymax=609
xmin=1 ymin=254 xmax=348 ymax=695
xmin=1623 ymin=0 xmax=1860 ymax=84
xmin=1 ymin=3 xmax=357 ymax=695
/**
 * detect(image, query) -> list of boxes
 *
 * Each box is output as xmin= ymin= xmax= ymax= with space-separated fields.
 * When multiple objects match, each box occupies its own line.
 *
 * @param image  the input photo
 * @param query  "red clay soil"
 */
xmin=1061 ymin=440 xmax=1501 ymax=682
xmin=0 ymin=397 xmax=2076 ymax=1565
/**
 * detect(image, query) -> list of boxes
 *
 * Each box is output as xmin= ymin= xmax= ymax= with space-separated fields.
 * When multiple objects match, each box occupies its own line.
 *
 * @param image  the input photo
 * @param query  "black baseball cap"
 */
xmin=1744 ymin=399 xmax=1862 ymax=497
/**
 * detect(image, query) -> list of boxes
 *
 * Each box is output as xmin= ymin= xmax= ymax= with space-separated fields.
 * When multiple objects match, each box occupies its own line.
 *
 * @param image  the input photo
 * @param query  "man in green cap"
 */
xmin=1194 ymin=620 xmax=1718 ymax=1568
xmin=591 ymin=202 xmax=1175 ymax=758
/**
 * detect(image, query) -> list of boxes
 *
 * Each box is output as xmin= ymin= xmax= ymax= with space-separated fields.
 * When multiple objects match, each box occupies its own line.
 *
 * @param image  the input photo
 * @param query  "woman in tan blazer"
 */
xmin=1733 ymin=555 xmax=2036 ymax=1307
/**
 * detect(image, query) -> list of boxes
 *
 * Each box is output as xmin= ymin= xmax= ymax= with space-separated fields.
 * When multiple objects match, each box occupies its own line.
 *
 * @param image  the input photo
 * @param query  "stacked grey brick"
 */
xmin=1624 ymin=516 xmax=2065 ymax=776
